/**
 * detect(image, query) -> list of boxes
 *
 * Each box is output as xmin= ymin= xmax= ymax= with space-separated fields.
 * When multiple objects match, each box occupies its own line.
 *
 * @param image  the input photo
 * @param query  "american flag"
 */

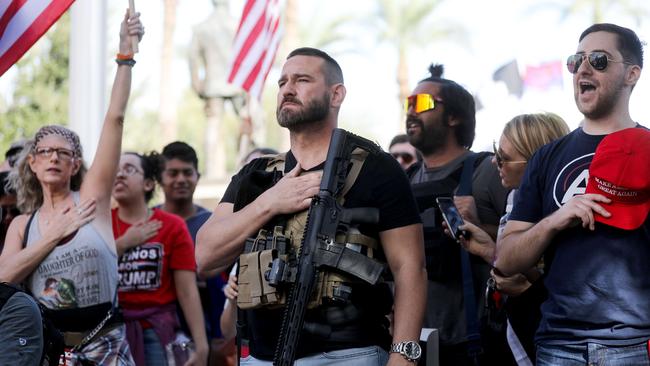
xmin=227 ymin=0 xmax=284 ymax=100
xmin=0 ymin=0 xmax=75 ymax=77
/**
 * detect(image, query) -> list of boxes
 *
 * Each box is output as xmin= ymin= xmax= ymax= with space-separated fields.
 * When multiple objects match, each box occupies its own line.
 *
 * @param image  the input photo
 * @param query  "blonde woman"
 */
xmin=449 ymin=112 xmax=569 ymax=366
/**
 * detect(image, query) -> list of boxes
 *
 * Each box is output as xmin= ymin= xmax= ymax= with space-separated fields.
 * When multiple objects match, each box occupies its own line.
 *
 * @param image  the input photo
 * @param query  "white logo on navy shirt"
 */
xmin=552 ymin=153 xmax=594 ymax=207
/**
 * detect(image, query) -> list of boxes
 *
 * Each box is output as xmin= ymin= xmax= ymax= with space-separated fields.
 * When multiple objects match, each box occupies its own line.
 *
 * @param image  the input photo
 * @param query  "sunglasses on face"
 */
xmin=391 ymin=152 xmax=415 ymax=164
xmin=493 ymin=141 xmax=527 ymax=169
xmin=34 ymin=146 xmax=76 ymax=161
xmin=404 ymin=94 xmax=444 ymax=114
xmin=566 ymin=51 xmax=631 ymax=74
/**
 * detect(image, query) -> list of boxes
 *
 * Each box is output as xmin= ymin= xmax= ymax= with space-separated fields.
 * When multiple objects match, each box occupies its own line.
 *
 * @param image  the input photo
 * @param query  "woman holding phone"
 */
xmin=447 ymin=113 xmax=569 ymax=365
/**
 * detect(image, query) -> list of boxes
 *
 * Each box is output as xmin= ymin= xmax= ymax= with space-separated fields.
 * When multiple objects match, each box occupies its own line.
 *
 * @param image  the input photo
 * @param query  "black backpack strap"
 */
xmin=22 ymin=211 xmax=37 ymax=249
xmin=457 ymin=153 xmax=477 ymax=196
xmin=18 ymin=211 xmax=65 ymax=365
xmin=457 ymin=153 xmax=482 ymax=360
xmin=235 ymin=263 xmax=247 ymax=366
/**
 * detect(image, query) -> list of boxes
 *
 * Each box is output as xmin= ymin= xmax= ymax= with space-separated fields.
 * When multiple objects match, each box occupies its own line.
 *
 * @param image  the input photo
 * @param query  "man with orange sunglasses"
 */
xmin=405 ymin=64 xmax=511 ymax=365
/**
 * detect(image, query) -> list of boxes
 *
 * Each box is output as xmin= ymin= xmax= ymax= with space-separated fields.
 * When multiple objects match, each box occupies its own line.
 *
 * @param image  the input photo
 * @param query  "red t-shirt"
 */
xmin=112 ymin=208 xmax=196 ymax=309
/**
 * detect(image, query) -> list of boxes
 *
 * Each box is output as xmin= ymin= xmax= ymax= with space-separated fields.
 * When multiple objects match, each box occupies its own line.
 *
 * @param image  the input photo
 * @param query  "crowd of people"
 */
xmin=0 ymin=14 xmax=648 ymax=366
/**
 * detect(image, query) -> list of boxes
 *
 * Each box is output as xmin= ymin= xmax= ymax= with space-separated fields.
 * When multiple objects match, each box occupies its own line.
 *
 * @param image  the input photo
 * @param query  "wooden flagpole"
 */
xmin=128 ymin=0 xmax=139 ymax=53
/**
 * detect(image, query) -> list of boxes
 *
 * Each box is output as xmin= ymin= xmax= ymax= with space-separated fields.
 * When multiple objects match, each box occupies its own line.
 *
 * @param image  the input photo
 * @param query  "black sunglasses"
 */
xmin=493 ymin=141 xmax=526 ymax=169
xmin=566 ymin=51 xmax=631 ymax=74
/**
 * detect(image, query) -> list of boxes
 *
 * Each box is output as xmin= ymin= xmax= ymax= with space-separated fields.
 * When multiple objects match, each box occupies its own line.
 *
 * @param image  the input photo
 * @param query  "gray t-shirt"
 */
xmin=26 ymin=192 xmax=118 ymax=309
xmin=409 ymin=152 xmax=508 ymax=345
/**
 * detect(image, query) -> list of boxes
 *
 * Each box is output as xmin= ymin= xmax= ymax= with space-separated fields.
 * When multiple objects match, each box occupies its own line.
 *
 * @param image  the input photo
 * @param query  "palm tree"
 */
xmin=369 ymin=0 xmax=465 ymax=131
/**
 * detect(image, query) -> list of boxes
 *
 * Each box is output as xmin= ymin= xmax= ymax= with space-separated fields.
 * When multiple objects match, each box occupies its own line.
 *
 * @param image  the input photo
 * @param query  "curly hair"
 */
xmin=124 ymin=151 xmax=162 ymax=203
xmin=9 ymin=126 xmax=87 ymax=214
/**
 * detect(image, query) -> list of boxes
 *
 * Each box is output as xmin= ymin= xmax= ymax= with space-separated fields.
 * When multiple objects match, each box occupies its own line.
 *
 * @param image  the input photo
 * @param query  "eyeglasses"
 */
xmin=493 ymin=141 xmax=527 ymax=169
xmin=404 ymin=94 xmax=443 ymax=114
xmin=566 ymin=51 xmax=632 ymax=74
xmin=34 ymin=146 xmax=76 ymax=161
xmin=391 ymin=152 xmax=415 ymax=164
xmin=117 ymin=164 xmax=143 ymax=176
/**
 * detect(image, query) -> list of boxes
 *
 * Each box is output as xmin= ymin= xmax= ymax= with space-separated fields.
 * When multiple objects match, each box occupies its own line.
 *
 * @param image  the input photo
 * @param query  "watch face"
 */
xmin=404 ymin=341 xmax=422 ymax=360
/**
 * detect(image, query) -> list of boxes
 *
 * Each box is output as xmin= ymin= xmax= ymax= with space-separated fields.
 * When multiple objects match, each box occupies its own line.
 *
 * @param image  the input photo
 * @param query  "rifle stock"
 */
xmin=273 ymin=128 xmax=380 ymax=365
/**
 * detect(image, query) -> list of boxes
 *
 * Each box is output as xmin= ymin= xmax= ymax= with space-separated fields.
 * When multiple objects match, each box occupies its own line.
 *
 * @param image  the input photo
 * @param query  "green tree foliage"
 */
xmin=0 ymin=14 xmax=70 ymax=153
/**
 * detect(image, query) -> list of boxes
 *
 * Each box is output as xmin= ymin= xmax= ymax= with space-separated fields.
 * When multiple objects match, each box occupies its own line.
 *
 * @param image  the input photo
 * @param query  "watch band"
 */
xmin=389 ymin=340 xmax=422 ymax=362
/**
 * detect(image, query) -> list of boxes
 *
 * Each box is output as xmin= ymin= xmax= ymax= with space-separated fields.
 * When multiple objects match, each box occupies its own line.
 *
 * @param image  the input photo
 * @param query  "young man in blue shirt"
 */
xmin=496 ymin=24 xmax=650 ymax=365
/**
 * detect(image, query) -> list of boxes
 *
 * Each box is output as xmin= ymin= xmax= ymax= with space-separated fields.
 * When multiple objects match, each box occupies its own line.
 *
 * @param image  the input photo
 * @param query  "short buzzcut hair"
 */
xmin=161 ymin=141 xmax=199 ymax=170
xmin=580 ymin=23 xmax=644 ymax=68
xmin=287 ymin=47 xmax=344 ymax=85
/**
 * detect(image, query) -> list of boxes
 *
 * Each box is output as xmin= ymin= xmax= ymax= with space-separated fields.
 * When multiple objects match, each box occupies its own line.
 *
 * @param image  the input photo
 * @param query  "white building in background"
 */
xmin=69 ymin=0 xmax=106 ymax=164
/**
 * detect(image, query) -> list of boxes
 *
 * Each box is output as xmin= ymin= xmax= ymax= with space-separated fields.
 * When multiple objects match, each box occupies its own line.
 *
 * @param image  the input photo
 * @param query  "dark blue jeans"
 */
xmin=537 ymin=342 xmax=650 ymax=366
xmin=144 ymin=328 xmax=168 ymax=366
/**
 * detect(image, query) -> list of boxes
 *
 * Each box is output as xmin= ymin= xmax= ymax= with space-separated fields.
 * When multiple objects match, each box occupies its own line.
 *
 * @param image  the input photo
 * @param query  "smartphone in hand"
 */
xmin=436 ymin=197 xmax=469 ymax=240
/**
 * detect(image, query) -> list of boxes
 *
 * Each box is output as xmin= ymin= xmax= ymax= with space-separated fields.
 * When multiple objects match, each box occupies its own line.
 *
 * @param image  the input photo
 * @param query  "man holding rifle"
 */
xmin=196 ymin=47 xmax=426 ymax=365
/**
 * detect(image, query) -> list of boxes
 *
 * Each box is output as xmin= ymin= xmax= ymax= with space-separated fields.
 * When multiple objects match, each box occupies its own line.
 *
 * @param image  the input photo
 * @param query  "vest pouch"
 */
xmin=423 ymin=227 xmax=461 ymax=282
xmin=237 ymin=251 xmax=263 ymax=310
xmin=310 ymin=271 xmax=350 ymax=309
xmin=321 ymin=272 xmax=354 ymax=304
xmin=258 ymin=249 xmax=284 ymax=307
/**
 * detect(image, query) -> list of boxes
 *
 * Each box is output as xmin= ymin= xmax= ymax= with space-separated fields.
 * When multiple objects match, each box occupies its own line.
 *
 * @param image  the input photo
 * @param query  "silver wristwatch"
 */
xmin=390 ymin=340 xmax=422 ymax=362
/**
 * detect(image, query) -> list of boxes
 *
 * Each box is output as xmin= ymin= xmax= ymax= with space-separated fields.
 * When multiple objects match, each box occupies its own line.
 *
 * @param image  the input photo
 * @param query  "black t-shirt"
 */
xmin=221 ymin=149 xmax=421 ymax=359
xmin=407 ymin=152 xmax=508 ymax=345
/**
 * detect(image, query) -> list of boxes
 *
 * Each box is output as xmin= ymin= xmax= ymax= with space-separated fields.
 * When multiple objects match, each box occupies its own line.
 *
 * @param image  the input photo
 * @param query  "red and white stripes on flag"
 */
xmin=227 ymin=0 xmax=283 ymax=100
xmin=0 ymin=0 xmax=75 ymax=77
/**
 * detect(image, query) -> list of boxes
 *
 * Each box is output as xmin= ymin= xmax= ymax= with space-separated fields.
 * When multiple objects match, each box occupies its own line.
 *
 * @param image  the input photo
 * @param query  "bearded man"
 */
xmin=196 ymin=48 xmax=426 ymax=366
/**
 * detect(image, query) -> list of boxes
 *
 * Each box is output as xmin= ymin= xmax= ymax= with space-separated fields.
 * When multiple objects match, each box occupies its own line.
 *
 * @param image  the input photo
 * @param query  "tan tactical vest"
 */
xmin=237 ymin=150 xmax=382 ymax=310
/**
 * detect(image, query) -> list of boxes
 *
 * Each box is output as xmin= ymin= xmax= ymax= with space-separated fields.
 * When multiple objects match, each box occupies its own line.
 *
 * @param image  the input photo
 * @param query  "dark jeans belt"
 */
xmin=63 ymin=322 xmax=122 ymax=347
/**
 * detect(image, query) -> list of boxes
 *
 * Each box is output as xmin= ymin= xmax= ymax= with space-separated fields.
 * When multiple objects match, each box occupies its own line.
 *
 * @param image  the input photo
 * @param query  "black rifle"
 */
xmin=273 ymin=128 xmax=384 ymax=365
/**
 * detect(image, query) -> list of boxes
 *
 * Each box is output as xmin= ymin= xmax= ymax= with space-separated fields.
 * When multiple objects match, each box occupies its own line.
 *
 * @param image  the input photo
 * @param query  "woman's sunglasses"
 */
xmin=493 ymin=141 xmax=527 ymax=169
xmin=566 ymin=51 xmax=632 ymax=74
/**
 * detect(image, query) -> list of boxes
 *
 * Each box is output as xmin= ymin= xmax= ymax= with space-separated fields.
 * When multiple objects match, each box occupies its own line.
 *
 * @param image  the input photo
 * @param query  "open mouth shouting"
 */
xmin=579 ymin=80 xmax=597 ymax=95
xmin=406 ymin=118 xmax=423 ymax=135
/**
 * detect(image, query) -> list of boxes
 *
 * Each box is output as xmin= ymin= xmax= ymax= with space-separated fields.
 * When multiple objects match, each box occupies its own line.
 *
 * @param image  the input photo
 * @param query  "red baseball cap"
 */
xmin=585 ymin=127 xmax=650 ymax=230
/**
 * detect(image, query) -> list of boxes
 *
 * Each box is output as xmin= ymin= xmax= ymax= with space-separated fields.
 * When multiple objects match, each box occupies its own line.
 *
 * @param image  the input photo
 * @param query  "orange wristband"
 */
xmin=116 ymin=53 xmax=134 ymax=60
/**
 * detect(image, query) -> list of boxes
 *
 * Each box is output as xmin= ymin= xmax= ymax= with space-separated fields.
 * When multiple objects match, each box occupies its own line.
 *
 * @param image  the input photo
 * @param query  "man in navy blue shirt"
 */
xmin=495 ymin=24 xmax=650 ymax=365
xmin=158 ymin=141 xmax=233 ymax=364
